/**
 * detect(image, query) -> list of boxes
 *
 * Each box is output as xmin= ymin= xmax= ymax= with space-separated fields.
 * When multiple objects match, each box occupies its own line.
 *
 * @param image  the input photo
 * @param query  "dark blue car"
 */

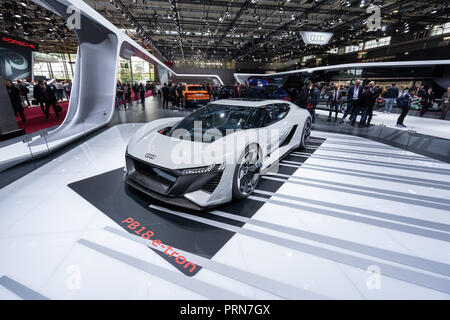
xmin=262 ymin=85 xmax=291 ymax=101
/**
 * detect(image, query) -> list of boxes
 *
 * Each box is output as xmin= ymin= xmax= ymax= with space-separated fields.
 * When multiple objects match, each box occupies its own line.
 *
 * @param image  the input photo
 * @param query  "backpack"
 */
xmin=396 ymin=95 xmax=408 ymax=108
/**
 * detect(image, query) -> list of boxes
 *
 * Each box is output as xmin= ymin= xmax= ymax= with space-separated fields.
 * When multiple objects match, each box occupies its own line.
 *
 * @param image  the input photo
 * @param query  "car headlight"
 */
xmin=178 ymin=163 xmax=226 ymax=175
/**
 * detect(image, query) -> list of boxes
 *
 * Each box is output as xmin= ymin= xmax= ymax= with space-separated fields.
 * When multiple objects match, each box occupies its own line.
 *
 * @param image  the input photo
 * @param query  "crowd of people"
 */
xmin=5 ymin=79 xmax=71 ymax=122
xmin=115 ymin=81 xmax=156 ymax=109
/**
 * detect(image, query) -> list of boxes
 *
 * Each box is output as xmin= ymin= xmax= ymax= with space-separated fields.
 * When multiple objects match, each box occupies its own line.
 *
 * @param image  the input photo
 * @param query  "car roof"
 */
xmin=211 ymin=98 xmax=291 ymax=107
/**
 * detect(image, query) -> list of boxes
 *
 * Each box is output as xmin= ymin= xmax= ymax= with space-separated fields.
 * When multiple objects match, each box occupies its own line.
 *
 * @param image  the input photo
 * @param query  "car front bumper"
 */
xmin=124 ymin=154 xmax=227 ymax=210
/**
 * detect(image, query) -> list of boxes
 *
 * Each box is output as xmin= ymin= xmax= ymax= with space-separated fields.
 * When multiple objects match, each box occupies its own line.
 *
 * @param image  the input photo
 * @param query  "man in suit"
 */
xmin=341 ymin=80 xmax=362 ymax=122
xmin=365 ymin=81 xmax=380 ymax=126
xmin=162 ymin=83 xmax=170 ymax=109
xmin=326 ymin=84 xmax=342 ymax=121
xmin=350 ymin=86 xmax=372 ymax=127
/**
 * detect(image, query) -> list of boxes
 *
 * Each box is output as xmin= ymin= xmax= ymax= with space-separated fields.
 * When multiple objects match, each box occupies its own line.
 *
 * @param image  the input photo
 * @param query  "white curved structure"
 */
xmin=234 ymin=60 xmax=450 ymax=84
xmin=0 ymin=0 xmax=224 ymax=172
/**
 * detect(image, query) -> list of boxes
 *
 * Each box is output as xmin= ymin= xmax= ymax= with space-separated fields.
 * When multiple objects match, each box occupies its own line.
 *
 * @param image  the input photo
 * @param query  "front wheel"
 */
xmin=299 ymin=117 xmax=312 ymax=150
xmin=232 ymin=144 xmax=262 ymax=200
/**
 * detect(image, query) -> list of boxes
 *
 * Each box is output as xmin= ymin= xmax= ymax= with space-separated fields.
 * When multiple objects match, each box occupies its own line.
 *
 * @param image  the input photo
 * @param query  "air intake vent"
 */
xmin=202 ymin=172 xmax=223 ymax=193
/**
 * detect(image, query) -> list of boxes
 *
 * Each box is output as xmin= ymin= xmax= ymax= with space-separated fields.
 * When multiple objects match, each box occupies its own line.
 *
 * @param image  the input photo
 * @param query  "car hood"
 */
xmin=127 ymin=118 xmax=239 ymax=170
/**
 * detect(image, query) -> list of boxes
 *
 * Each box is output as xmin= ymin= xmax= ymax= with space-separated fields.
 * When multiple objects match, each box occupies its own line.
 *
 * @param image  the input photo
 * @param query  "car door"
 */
xmin=264 ymin=104 xmax=291 ymax=157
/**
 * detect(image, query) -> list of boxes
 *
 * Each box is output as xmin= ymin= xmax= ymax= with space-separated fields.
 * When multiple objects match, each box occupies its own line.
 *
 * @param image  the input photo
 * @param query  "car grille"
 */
xmin=129 ymin=156 xmax=178 ymax=192
xmin=202 ymin=172 xmax=223 ymax=193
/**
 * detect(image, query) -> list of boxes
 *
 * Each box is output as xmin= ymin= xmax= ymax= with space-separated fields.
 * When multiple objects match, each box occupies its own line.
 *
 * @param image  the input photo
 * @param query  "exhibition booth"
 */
xmin=0 ymin=0 xmax=449 ymax=304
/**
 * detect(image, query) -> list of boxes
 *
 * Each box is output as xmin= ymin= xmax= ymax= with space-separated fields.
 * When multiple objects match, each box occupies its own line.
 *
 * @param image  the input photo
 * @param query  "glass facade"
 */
xmin=33 ymin=53 xmax=77 ymax=80
xmin=118 ymin=56 xmax=155 ymax=84
xmin=345 ymin=43 xmax=364 ymax=53
xmin=430 ymin=22 xmax=450 ymax=36
xmin=32 ymin=53 xmax=155 ymax=83
xmin=364 ymin=36 xmax=391 ymax=50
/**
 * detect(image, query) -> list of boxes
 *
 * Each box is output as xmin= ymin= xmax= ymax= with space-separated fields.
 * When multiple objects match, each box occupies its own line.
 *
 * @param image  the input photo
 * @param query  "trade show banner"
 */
xmin=0 ymin=33 xmax=38 ymax=81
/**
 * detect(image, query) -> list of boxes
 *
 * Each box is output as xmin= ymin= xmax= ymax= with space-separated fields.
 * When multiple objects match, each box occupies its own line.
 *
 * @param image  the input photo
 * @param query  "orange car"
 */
xmin=183 ymin=85 xmax=210 ymax=107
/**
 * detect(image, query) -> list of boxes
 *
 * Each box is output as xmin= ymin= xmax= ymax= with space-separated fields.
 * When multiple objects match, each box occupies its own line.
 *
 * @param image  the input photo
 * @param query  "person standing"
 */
xmin=341 ymin=80 xmax=362 ymax=122
xmin=162 ymin=83 xmax=170 ymax=109
xmin=350 ymin=86 xmax=371 ymax=127
xmin=327 ymin=84 xmax=342 ymax=121
xmin=33 ymin=80 xmax=45 ymax=114
xmin=417 ymin=86 xmax=426 ymax=100
xmin=169 ymin=83 xmax=177 ymax=107
xmin=295 ymin=81 xmax=312 ymax=109
xmin=420 ymin=88 xmax=435 ymax=117
xmin=43 ymin=82 xmax=60 ymax=120
xmin=385 ymin=83 xmax=399 ymax=113
xmin=396 ymin=89 xmax=414 ymax=128
xmin=17 ymin=80 xmax=31 ymax=107
xmin=310 ymin=83 xmax=320 ymax=123
xmin=176 ymin=83 xmax=183 ymax=109
xmin=6 ymin=80 xmax=26 ymax=122
xmin=365 ymin=81 xmax=379 ymax=126
xmin=64 ymin=80 xmax=72 ymax=100
xmin=115 ymin=80 xmax=127 ymax=110
xmin=139 ymin=83 xmax=146 ymax=104
xmin=440 ymin=86 xmax=450 ymax=120
xmin=54 ymin=81 xmax=64 ymax=101
xmin=156 ymin=83 xmax=161 ymax=100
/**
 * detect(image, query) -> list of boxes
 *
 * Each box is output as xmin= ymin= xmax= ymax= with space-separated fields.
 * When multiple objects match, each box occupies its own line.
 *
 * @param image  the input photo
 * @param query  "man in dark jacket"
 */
xmin=365 ymin=81 xmax=380 ymax=126
xmin=138 ymin=83 xmax=146 ymax=104
xmin=341 ymin=80 xmax=362 ymax=122
xmin=310 ymin=83 xmax=320 ymax=123
xmin=176 ymin=84 xmax=183 ymax=109
xmin=17 ymin=80 xmax=31 ymax=107
xmin=350 ymin=86 xmax=371 ymax=127
xmin=295 ymin=81 xmax=312 ymax=109
xmin=397 ymin=89 xmax=414 ymax=127
xmin=43 ymin=82 xmax=60 ymax=120
xmin=440 ymin=86 xmax=450 ymax=120
xmin=385 ymin=83 xmax=399 ymax=113
xmin=327 ymin=84 xmax=342 ymax=121
xmin=244 ymin=83 xmax=258 ymax=99
xmin=420 ymin=88 xmax=435 ymax=117
xmin=162 ymin=83 xmax=170 ymax=109
xmin=33 ymin=80 xmax=45 ymax=114
xmin=6 ymin=80 xmax=26 ymax=122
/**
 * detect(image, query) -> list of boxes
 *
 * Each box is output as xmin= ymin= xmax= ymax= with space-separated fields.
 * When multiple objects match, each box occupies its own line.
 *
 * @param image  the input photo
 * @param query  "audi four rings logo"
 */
xmin=145 ymin=153 xmax=157 ymax=160
xmin=300 ymin=31 xmax=333 ymax=45
xmin=309 ymin=35 xmax=325 ymax=41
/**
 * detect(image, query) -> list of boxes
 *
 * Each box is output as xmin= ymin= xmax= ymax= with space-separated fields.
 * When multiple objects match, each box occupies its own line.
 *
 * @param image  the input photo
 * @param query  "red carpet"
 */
xmin=15 ymin=90 xmax=154 ymax=135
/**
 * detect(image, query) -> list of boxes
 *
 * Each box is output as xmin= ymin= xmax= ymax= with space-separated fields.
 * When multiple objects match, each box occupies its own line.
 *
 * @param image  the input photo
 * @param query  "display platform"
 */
xmin=0 ymin=124 xmax=449 ymax=300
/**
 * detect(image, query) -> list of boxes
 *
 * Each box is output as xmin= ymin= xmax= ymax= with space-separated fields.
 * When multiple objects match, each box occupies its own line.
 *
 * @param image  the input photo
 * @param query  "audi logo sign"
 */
xmin=300 ymin=31 xmax=333 ymax=45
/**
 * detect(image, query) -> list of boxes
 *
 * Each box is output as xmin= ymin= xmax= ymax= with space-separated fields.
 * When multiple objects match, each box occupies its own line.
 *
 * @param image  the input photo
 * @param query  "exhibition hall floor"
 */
xmin=0 ymin=123 xmax=449 ymax=300
xmin=315 ymin=109 xmax=450 ymax=140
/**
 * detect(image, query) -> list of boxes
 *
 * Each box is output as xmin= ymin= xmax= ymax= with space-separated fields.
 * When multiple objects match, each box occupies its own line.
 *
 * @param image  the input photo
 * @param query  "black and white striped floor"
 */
xmin=0 ymin=124 xmax=449 ymax=299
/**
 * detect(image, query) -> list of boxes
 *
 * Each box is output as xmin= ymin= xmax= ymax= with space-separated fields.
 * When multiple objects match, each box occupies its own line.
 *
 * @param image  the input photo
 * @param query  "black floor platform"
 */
xmin=68 ymin=138 xmax=325 ymax=276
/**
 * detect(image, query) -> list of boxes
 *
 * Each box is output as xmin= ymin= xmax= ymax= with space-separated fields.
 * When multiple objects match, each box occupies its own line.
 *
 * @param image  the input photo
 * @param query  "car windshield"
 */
xmin=169 ymin=104 xmax=253 ymax=142
xmin=187 ymin=86 xmax=204 ymax=91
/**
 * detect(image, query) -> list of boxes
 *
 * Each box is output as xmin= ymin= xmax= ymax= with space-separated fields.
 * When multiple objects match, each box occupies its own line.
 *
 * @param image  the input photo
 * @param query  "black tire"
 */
xmin=232 ymin=144 xmax=262 ymax=200
xmin=299 ymin=117 xmax=312 ymax=150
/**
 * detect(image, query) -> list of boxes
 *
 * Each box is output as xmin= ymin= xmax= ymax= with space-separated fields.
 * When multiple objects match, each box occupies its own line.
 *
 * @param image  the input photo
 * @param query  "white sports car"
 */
xmin=125 ymin=99 xmax=311 ymax=210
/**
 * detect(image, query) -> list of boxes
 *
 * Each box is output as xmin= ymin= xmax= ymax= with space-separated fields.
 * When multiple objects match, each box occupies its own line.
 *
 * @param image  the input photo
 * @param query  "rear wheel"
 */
xmin=299 ymin=117 xmax=312 ymax=150
xmin=232 ymin=144 xmax=262 ymax=200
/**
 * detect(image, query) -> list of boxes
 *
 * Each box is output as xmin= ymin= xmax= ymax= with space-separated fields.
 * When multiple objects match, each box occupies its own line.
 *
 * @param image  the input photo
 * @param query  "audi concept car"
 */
xmin=125 ymin=99 xmax=311 ymax=210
